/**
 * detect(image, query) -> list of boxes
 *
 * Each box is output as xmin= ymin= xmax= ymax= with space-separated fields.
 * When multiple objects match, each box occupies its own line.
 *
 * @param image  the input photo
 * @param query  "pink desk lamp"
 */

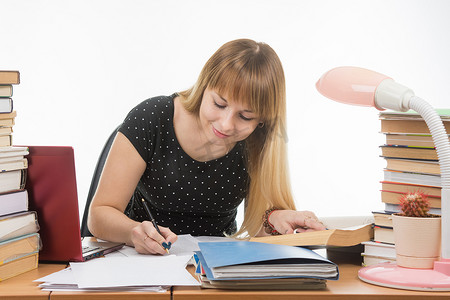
xmin=316 ymin=66 xmax=450 ymax=291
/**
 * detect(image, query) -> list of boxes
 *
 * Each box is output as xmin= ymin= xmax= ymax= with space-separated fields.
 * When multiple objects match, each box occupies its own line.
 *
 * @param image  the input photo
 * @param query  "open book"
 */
xmin=250 ymin=215 xmax=374 ymax=247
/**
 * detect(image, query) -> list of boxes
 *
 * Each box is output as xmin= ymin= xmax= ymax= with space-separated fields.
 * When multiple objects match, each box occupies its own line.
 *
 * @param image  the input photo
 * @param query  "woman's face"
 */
xmin=199 ymin=88 xmax=260 ymax=146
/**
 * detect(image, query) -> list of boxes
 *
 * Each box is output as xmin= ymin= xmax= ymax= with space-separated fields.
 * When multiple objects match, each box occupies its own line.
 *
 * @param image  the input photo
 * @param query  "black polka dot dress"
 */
xmin=118 ymin=94 xmax=249 ymax=236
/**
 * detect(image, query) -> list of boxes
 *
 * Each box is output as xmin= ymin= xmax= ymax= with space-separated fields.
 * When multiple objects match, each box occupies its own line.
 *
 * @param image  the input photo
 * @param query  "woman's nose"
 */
xmin=220 ymin=111 xmax=235 ymax=132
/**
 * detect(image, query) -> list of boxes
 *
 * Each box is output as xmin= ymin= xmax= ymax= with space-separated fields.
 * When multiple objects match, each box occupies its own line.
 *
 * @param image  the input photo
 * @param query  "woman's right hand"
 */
xmin=131 ymin=221 xmax=178 ymax=255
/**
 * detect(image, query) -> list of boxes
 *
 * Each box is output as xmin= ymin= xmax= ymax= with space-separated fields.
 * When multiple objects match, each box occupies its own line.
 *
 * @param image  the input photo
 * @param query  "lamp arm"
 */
xmin=408 ymin=96 xmax=450 ymax=259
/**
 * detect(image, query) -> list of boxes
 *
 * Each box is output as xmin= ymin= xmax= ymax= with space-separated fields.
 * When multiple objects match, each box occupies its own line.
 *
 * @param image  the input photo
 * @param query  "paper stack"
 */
xmin=194 ymin=241 xmax=339 ymax=290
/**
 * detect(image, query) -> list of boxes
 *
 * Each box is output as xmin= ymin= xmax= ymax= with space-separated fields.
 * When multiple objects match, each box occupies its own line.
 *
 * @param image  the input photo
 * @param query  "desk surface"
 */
xmin=3 ymin=258 xmax=450 ymax=299
xmin=173 ymin=263 xmax=450 ymax=300
xmin=0 ymin=263 xmax=63 ymax=300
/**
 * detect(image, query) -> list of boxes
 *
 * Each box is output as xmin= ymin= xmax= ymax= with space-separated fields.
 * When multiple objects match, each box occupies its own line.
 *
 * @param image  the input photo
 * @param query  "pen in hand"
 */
xmin=141 ymin=198 xmax=170 ymax=254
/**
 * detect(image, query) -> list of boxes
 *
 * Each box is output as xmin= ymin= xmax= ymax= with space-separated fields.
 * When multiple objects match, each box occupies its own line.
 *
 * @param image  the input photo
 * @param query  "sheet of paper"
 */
xmin=35 ymin=234 xmax=232 ymax=291
xmin=34 ymin=267 xmax=74 ymax=284
xmin=70 ymin=255 xmax=199 ymax=288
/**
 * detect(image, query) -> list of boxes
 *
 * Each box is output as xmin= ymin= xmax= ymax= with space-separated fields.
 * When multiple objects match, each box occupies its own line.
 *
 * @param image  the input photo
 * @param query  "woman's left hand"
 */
xmin=268 ymin=210 xmax=326 ymax=235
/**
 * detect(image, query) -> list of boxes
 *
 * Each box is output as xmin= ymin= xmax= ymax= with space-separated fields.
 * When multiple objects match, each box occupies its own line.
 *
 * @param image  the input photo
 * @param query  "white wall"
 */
xmin=1 ymin=0 xmax=449 ymax=225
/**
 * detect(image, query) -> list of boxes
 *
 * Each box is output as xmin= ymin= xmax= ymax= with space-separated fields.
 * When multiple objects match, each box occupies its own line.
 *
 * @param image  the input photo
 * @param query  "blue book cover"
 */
xmin=197 ymin=241 xmax=339 ymax=281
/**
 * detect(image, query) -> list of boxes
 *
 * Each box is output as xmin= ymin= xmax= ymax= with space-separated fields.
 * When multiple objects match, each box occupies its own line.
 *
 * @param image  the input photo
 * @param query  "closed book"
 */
xmin=0 ymin=190 xmax=28 ymax=216
xmin=380 ymin=181 xmax=441 ymax=197
xmin=381 ymin=119 xmax=450 ymax=134
xmin=0 ymin=119 xmax=14 ymax=126
xmin=0 ymin=71 xmax=20 ymax=85
xmin=384 ymin=203 xmax=442 ymax=215
xmin=197 ymin=241 xmax=339 ymax=281
xmin=361 ymin=241 xmax=396 ymax=258
xmin=362 ymin=255 xmax=396 ymax=267
xmin=372 ymin=210 xmax=393 ymax=227
xmin=383 ymin=170 xmax=441 ymax=187
xmin=380 ymin=109 xmax=450 ymax=120
xmin=0 ymin=169 xmax=27 ymax=194
xmin=0 ymin=111 xmax=16 ymax=120
xmin=0 ymin=127 xmax=12 ymax=136
xmin=0 ymin=85 xmax=13 ymax=98
xmin=384 ymin=158 xmax=440 ymax=175
xmin=385 ymin=133 xmax=445 ymax=148
xmin=0 ymin=252 xmax=38 ymax=281
xmin=0 ymin=233 xmax=40 ymax=265
xmin=250 ymin=216 xmax=373 ymax=247
xmin=381 ymin=145 xmax=438 ymax=161
xmin=373 ymin=225 xmax=394 ymax=244
xmin=0 ymin=98 xmax=13 ymax=113
xmin=381 ymin=190 xmax=441 ymax=208
xmin=0 ymin=146 xmax=28 ymax=158
xmin=380 ymin=109 xmax=450 ymax=134
xmin=0 ymin=211 xmax=39 ymax=242
xmin=0 ymin=158 xmax=27 ymax=172
xmin=0 ymin=135 xmax=12 ymax=147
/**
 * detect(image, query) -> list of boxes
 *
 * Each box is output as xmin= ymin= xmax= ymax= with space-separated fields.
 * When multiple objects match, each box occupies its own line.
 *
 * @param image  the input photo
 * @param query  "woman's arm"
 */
xmin=87 ymin=132 xmax=176 ymax=254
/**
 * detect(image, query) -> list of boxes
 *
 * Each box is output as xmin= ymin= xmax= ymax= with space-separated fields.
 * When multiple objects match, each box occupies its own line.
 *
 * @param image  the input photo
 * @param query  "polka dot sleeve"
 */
xmin=118 ymin=96 xmax=169 ymax=163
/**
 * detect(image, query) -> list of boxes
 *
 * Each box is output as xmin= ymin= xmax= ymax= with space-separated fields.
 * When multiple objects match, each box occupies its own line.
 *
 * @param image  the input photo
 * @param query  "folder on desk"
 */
xmin=195 ymin=241 xmax=338 ymax=288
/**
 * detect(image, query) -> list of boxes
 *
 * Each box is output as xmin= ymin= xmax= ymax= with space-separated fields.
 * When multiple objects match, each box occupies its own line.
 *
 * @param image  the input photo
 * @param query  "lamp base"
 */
xmin=358 ymin=261 xmax=450 ymax=291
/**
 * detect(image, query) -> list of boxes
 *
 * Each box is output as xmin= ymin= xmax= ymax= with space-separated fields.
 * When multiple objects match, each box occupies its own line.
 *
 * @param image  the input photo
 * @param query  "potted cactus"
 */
xmin=392 ymin=191 xmax=441 ymax=269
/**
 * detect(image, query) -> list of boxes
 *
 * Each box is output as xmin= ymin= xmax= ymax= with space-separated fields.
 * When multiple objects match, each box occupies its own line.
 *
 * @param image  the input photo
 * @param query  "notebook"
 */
xmin=25 ymin=146 xmax=124 ymax=262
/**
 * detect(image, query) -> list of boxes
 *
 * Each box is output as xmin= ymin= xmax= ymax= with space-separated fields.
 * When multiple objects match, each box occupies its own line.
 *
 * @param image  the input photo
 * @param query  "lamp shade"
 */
xmin=315 ymin=66 xmax=390 ymax=110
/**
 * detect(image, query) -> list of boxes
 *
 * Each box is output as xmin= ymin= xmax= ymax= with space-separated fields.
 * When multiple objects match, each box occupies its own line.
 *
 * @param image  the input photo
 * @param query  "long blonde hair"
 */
xmin=179 ymin=39 xmax=296 ymax=237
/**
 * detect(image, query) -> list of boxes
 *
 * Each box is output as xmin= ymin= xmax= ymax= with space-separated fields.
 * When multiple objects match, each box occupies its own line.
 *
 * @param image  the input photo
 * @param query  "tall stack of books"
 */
xmin=362 ymin=109 xmax=450 ymax=266
xmin=0 ymin=71 xmax=40 ymax=281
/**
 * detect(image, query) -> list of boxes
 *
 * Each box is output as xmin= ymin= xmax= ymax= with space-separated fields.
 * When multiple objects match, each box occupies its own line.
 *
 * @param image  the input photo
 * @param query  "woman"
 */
xmin=88 ymin=39 xmax=326 ymax=255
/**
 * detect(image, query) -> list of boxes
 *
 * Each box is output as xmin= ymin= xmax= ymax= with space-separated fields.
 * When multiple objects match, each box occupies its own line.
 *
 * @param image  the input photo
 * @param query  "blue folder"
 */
xmin=197 ymin=241 xmax=339 ymax=281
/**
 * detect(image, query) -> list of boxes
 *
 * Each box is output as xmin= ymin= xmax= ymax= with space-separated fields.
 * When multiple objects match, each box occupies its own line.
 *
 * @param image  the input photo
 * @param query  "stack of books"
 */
xmin=362 ymin=211 xmax=396 ymax=266
xmin=362 ymin=109 xmax=449 ymax=266
xmin=379 ymin=109 xmax=447 ymax=214
xmin=0 ymin=70 xmax=40 ymax=281
xmin=193 ymin=241 xmax=339 ymax=290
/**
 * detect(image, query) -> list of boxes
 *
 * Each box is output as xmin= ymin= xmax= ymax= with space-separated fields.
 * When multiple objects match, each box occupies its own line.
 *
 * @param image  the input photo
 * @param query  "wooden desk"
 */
xmin=173 ymin=263 xmax=450 ymax=299
xmin=3 ymin=256 xmax=450 ymax=299
xmin=0 ymin=263 xmax=66 ymax=300
xmin=173 ymin=250 xmax=450 ymax=300
xmin=0 ymin=263 xmax=171 ymax=300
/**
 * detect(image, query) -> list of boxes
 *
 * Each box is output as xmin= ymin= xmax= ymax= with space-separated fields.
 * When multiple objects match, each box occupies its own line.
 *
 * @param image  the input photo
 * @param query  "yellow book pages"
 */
xmin=250 ymin=224 xmax=372 ymax=247
xmin=250 ymin=216 xmax=374 ymax=247
xmin=0 ymin=111 xmax=16 ymax=120
xmin=0 ymin=253 xmax=38 ymax=281
xmin=0 ymin=85 xmax=13 ymax=97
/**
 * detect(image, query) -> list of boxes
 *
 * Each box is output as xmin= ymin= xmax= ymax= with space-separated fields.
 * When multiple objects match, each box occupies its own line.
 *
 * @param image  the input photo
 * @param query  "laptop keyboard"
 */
xmin=82 ymin=245 xmax=100 ymax=254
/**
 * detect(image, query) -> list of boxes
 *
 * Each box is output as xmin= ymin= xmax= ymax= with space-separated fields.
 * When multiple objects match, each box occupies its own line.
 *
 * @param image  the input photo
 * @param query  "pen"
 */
xmin=141 ymin=198 xmax=170 ymax=254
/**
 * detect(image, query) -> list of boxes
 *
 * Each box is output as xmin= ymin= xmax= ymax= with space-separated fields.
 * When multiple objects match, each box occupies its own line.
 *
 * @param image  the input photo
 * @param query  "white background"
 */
xmin=1 ymin=0 xmax=449 ymax=225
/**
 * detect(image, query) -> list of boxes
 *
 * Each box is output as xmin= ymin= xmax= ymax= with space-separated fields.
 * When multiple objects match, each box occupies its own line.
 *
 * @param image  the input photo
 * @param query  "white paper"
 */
xmin=69 ymin=255 xmax=199 ymax=288
xmin=35 ymin=234 xmax=232 ymax=291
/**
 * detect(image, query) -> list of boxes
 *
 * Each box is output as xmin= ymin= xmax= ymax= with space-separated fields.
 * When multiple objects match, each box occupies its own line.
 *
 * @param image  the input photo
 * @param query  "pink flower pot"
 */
xmin=392 ymin=214 xmax=441 ymax=269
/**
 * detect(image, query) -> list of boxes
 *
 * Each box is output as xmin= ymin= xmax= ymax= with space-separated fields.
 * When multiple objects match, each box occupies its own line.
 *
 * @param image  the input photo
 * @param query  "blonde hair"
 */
xmin=179 ymin=39 xmax=296 ymax=237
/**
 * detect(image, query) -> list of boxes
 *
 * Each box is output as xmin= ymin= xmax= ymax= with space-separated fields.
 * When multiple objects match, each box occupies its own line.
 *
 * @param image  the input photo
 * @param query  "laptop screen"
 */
xmin=26 ymin=146 xmax=84 ymax=262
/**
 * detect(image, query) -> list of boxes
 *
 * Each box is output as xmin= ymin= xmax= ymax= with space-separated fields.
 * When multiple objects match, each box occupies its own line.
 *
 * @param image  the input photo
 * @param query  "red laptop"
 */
xmin=25 ymin=146 xmax=123 ymax=262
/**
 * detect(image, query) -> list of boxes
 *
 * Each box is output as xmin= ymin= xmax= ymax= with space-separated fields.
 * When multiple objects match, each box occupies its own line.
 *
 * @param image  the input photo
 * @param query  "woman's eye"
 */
xmin=214 ymin=101 xmax=226 ymax=109
xmin=240 ymin=114 xmax=254 ymax=121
